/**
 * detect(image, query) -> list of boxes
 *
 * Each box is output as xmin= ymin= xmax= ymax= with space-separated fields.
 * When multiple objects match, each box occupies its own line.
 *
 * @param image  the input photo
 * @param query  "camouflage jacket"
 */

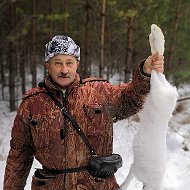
xmin=4 ymin=61 xmax=150 ymax=190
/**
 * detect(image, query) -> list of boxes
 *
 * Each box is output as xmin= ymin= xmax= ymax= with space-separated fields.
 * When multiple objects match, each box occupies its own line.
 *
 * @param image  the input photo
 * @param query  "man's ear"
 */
xmin=77 ymin=61 xmax=80 ymax=69
xmin=45 ymin=62 xmax=49 ymax=70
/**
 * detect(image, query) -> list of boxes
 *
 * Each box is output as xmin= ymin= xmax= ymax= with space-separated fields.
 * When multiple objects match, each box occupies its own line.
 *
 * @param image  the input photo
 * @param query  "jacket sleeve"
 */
xmin=103 ymin=60 xmax=151 ymax=121
xmin=3 ymin=100 xmax=34 ymax=190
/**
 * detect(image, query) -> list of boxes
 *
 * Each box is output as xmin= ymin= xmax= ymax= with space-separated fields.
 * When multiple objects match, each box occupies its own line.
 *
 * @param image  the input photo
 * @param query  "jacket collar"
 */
xmin=44 ymin=73 xmax=81 ymax=99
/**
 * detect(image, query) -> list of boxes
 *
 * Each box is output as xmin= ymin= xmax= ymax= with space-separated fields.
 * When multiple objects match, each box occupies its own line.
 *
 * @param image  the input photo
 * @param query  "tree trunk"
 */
xmin=125 ymin=17 xmax=134 ymax=82
xmin=0 ymin=10 xmax=5 ymax=100
xmin=20 ymin=47 xmax=26 ymax=94
xmin=0 ymin=14 xmax=5 ymax=100
xmin=9 ymin=45 xmax=16 ymax=111
xmin=167 ymin=0 xmax=181 ymax=72
xmin=44 ymin=0 xmax=52 ymax=78
xmin=48 ymin=0 xmax=52 ymax=37
xmin=0 ymin=1 xmax=6 ymax=8
xmin=83 ymin=0 xmax=91 ymax=78
xmin=99 ymin=0 xmax=106 ymax=78
xmin=9 ymin=0 xmax=16 ymax=111
xmin=106 ymin=6 xmax=112 ymax=82
xmin=0 ymin=55 xmax=6 ymax=100
xmin=32 ymin=0 xmax=37 ymax=87
xmin=63 ymin=0 xmax=68 ymax=34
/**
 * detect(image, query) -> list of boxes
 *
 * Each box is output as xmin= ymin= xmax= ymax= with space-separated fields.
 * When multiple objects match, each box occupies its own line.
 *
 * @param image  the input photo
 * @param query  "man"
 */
xmin=4 ymin=35 xmax=164 ymax=190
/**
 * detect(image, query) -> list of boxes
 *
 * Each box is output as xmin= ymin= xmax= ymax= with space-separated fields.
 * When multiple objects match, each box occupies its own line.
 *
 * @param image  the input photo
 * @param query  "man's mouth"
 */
xmin=58 ymin=76 xmax=70 ymax=78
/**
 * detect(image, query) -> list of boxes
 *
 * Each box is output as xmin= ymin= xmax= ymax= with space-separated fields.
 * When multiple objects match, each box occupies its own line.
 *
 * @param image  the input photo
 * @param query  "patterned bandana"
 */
xmin=44 ymin=35 xmax=80 ymax=62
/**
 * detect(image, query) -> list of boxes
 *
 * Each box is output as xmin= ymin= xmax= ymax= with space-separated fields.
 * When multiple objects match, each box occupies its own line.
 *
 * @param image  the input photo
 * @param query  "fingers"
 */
xmin=152 ymin=52 xmax=164 ymax=61
xmin=153 ymin=60 xmax=164 ymax=67
xmin=144 ymin=53 xmax=164 ymax=74
xmin=150 ymin=52 xmax=164 ymax=73
xmin=144 ymin=57 xmax=153 ymax=75
xmin=151 ymin=60 xmax=164 ymax=73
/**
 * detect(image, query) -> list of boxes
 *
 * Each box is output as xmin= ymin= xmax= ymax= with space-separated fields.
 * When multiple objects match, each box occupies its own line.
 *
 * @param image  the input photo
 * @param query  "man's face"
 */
xmin=46 ymin=54 xmax=79 ymax=89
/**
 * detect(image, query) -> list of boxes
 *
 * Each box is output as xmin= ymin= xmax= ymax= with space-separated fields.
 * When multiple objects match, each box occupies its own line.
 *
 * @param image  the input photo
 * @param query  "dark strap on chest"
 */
xmin=42 ymin=166 xmax=88 ymax=174
xmin=46 ymin=91 xmax=96 ymax=156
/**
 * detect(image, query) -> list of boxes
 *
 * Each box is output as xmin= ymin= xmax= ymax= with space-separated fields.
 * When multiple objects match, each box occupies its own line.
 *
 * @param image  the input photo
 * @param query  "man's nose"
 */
xmin=60 ymin=64 xmax=68 ymax=74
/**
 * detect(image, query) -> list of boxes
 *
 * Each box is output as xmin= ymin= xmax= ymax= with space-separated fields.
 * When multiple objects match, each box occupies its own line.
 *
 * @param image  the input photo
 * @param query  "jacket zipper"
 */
xmin=62 ymin=90 xmax=68 ymax=190
xmin=60 ymin=91 xmax=68 ymax=140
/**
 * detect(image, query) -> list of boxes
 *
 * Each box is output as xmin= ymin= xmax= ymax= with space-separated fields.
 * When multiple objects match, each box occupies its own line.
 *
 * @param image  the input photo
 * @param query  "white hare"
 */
xmin=120 ymin=24 xmax=178 ymax=190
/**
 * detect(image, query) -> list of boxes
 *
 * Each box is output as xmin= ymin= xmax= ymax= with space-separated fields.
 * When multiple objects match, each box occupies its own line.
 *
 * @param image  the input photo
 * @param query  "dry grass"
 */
xmin=173 ymin=102 xmax=185 ymax=115
xmin=172 ymin=101 xmax=190 ymax=125
xmin=179 ymin=116 xmax=190 ymax=125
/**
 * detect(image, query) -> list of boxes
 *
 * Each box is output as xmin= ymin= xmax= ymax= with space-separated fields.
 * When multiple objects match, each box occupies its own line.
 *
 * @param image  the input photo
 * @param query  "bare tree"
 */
xmin=32 ymin=0 xmax=37 ymax=87
xmin=125 ymin=17 xmax=134 ymax=82
xmin=63 ymin=0 xmax=68 ymax=34
xmin=0 ymin=55 xmax=6 ymax=100
xmin=48 ymin=0 xmax=53 ymax=38
xmin=9 ymin=0 xmax=17 ymax=111
xmin=167 ymin=0 xmax=182 ymax=72
xmin=19 ymin=47 xmax=26 ymax=94
xmin=44 ymin=0 xmax=53 ymax=78
xmin=83 ymin=0 xmax=91 ymax=78
xmin=0 ymin=14 xmax=6 ymax=100
xmin=99 ymin=0 xmax=106 ymax=78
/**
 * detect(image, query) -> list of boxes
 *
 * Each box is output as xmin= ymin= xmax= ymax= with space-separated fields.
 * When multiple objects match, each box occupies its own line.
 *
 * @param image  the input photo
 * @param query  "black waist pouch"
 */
xmin=88 ymin=154 xmax=123 ymax=178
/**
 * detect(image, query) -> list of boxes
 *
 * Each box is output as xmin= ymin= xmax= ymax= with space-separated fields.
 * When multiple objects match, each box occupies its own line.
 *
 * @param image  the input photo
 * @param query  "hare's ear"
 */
xmin=149 ymin=34 xmax=156 ymax=55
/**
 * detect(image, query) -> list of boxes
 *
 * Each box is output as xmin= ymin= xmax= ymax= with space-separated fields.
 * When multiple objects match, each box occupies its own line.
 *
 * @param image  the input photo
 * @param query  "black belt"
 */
xmin=43 ymin=166 xmax=88 ymax=174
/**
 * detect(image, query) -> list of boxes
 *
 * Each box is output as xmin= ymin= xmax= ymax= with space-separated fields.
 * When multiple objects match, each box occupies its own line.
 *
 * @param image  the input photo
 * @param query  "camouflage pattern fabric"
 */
xmin=4 ymin=61 xmax=150 ymax=190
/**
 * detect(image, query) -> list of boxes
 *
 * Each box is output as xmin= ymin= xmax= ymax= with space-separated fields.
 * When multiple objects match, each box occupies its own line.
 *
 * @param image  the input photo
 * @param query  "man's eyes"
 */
xmin=55 ymin=62 xmax=62 ymax=65
xmin=66 ymin=61 xmax=73 ymax=65
xmin=54 ymin=61 xmax=74 ymax=66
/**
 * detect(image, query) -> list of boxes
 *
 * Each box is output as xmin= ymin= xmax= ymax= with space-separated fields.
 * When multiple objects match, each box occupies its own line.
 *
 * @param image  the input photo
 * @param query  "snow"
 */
xmin=0 ymin=85 xmax=190 ymax=190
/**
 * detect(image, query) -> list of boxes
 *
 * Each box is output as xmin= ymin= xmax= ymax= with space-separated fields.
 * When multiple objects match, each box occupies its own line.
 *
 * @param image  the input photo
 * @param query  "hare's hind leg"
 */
xmin=120 ymin=164 xmax=135 ymax=190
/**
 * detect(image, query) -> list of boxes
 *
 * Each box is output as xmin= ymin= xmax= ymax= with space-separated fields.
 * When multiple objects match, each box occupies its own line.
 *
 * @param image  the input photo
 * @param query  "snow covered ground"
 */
xmin=0 ymin=85 xmax=190 ymax=190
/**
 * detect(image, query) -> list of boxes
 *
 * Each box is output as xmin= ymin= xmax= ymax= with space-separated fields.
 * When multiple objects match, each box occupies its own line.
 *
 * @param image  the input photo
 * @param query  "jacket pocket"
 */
xmin=83 ymin=104 xmax=108 ymax=152
xmin=83 ymin=103 xmax=105 ymax=132
xmin=32 ymin=176 xmax=50 ymax=188
xmin=32 ymin=173 xmax=65 ymax=190
xmin=30 ymin=115 xmax=50 ymax=152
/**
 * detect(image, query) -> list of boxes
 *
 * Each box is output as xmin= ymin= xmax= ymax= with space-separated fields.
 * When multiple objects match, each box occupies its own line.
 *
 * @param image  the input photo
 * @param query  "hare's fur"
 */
xmin=120 ymin=71 xmax=178 ymax=190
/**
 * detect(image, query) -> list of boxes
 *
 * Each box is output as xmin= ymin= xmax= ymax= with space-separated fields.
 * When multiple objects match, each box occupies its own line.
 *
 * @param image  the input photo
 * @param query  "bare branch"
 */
xmin=177 ymin=97 xmax=190 ymax=102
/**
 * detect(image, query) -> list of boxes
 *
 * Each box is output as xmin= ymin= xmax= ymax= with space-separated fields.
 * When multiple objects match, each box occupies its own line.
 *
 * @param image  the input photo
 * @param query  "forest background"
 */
xmin=0 ymin=0 xmax=190 ymax=111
